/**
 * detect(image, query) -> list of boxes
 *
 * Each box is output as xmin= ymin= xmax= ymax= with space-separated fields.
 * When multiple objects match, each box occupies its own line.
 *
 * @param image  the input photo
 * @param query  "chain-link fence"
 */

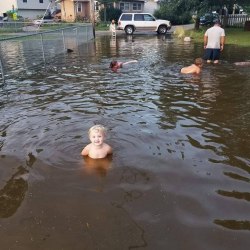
xmin=0 ymin=23 xmax=94 ymax=85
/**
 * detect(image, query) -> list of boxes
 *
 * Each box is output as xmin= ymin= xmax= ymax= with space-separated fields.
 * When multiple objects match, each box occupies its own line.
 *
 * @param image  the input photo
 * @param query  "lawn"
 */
xmin=186 ymin=27 xmax=250 ymax=47
xmin=95 ymin=22 xmax=110 ymax=31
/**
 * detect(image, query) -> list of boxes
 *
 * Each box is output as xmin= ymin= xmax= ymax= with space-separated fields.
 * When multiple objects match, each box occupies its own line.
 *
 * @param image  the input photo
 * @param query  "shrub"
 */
xmin=99 ymin=7 xmax=122 ymax=23
xmin=154 ymin=9 xmax=192 ymax=25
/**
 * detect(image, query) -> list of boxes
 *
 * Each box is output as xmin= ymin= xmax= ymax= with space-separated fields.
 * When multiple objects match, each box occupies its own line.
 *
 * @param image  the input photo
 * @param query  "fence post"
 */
xmin=244 ymin=21 xmax=250 ymax=31
xmin=0 ymin=58 xmax=6 ymax=86
xmin=62 ymin=30 xmax=66 ymax=51
xmin=75 ymin=27 xmax=79 ymax=47
xmin=86 ymin=26 xmax=88 ymax=42
xmin=40 ymin=33 xmax=46 ymax=67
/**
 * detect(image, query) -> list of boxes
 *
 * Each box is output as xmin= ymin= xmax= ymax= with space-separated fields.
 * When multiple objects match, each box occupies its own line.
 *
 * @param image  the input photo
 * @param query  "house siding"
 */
xmin=61 ymin=0 xmax=91 ymax=22
xmin=0 ymin=0 xmax=54 ymax=19
xmin=17 ymin=0 xmax=51 ymax=10
xmin=115 ymin=1 xmax=145 ymax=13
xmin=61 ymin=0 xmax=75 ymax=22
xmin=144 ymin=0 xmax=160 ymax=15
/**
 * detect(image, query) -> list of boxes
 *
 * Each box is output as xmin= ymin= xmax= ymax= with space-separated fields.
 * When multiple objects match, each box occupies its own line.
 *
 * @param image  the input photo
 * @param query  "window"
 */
xmin=39 ymin=0 xmax=44 ymax=3
xmin=120 ymin=14 xmax=132 ymax=21
xmin=23 ymin=0 xmax=27 ymax=3
xmin=94 ymin=1 xmax=99 ymax=11
xmin=144 ymin=14 xmax=155 ymax=21
xmin=133 ymin=3 xmax=142 ymax=11
xmin=120 ymin=3 xmax=130 ymax=11
xmin=77 ymin=2 xmax=82 ymax=12
xmin=134 ymin=14 xmax=144 ymax=21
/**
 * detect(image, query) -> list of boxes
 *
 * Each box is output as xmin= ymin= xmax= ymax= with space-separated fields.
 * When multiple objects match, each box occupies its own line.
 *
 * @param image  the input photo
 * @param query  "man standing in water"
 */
xmin=203 ymin=20 xmax=225 ymax=64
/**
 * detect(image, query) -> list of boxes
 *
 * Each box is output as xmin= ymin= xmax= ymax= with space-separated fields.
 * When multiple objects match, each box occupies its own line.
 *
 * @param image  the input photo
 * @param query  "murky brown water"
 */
xmin=0 ymin=33 xmax=250 ymax=249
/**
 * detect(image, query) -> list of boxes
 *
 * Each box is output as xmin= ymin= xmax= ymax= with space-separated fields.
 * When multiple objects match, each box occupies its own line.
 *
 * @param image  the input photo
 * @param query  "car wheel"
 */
xmin=157 ymin=25 xmax=167 ymax=34
xmin=125 ymin=26 xmax=134 ymax=35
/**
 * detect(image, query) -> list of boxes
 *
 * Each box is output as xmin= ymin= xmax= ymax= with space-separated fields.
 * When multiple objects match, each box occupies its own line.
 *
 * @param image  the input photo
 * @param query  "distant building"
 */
xmin=114 ymin=1 xmax=145 ymax=13
xmin=61 ymin=0 xmax=151 ymax=23
xmin=144 ymin=0 xmax=161 ymax=15
xmin=0 ymin=0 xmax=60 ymax=19
xmin=55 ymin=0 xmax=161 ymax=23
xmin=0 ymin=0 xmax=162 ymax=23
xmin=93 ymin=0 xmax=161 ymax=21
xmin=60 ymin=0 xmax=93 ymax=22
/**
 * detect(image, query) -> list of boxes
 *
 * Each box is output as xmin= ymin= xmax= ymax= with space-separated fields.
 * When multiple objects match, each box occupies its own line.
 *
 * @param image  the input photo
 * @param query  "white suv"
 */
xmin=117 ymin=13 xmax=171 ymax=35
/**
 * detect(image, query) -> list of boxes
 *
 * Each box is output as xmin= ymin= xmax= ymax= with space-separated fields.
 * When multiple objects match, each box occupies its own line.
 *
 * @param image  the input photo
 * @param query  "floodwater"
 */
xmin=0 ymin=33 xmax=250 ymax=250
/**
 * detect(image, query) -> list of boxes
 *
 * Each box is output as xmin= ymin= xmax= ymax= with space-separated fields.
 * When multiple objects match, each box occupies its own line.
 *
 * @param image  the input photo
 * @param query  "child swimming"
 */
xmin=181 ymin=58 xmax=203 ymax=74
xmin=110 ymin=60 xmax=138 ymax=72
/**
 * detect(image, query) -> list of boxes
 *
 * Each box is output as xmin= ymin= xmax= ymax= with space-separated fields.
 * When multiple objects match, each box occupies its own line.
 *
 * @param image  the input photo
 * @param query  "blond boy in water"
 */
xmin=181 ymin=58 xmax=203 ymax=74
xmin=81 ymin=125 xmax=112 ymax=159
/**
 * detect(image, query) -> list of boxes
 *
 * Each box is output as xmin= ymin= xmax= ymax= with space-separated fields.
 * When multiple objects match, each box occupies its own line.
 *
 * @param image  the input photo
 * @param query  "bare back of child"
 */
xmin=181 ymin=58 xmax=203 ymax=74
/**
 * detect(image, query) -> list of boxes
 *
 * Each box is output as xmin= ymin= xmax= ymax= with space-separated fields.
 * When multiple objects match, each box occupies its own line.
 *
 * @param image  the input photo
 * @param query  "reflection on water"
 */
xmin=217 ymin=189 xmax=250 ymax=201
xmin=83 ymin=155 xmax=112 ymax=177
xmin=0 ymin=165 xmax=28 ymax=218
xmin=0 ymin=151 xmax=37 ymax=218
xmin=214 ymin=219 xmax=250 ymax=230
xmin=224 ymin=171 xmax=250 ymax=183
xmin=0 ymin=34 xmax=250 ymax=249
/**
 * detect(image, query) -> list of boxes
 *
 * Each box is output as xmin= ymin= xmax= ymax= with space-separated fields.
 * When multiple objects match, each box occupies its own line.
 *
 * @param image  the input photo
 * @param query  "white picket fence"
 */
xmin=221 ymin=14 xmax=250 ymax=27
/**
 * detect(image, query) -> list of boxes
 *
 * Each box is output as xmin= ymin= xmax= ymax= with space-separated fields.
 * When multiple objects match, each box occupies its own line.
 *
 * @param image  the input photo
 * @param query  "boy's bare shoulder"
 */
xmin=81 ymin=143 xmax=91 ymax=155
xmin=104 ymin=143 xmax=113 ymax=154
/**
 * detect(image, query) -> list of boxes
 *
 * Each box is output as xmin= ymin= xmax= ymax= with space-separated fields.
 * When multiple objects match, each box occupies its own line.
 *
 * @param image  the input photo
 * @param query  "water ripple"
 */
xmin=1 ymin=35 xmax=250 ymax=242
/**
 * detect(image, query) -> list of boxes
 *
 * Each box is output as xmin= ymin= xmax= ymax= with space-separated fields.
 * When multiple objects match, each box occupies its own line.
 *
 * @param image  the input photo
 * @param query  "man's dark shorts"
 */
xmin=204 ymin=48 xmax=221 ymax=61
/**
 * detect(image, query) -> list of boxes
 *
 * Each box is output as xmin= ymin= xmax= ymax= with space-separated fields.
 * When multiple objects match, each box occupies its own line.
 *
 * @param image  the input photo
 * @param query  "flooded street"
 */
xmin=0 ymin=33 xmax=250 ymax=249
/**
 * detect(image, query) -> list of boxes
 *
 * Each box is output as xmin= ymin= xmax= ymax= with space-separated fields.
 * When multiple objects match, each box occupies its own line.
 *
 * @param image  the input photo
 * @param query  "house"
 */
xmin=113 ymin=0 xmax=145 ymax=13
xmin=144 ymin=0 xmax=161 ymax=15
xmin=93 ymin=0 xmax=160 ymax=22
xmin=60 ymin=0 xmax=93 ymax=22
xmin=112 ymin=0 xmax=161 ymax=15
xmin=0 ymin=0 xmax=59 ymax=20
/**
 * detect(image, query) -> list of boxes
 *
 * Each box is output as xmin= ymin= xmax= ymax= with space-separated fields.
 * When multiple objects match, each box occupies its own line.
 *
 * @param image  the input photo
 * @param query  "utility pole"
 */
xmin=36 ymin=0 xmax=52 ymax=30
xmin=92 ymin=0 xmax=96 ymax=38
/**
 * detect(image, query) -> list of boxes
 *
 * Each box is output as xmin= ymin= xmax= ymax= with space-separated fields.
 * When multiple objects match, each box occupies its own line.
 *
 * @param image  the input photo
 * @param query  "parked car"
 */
xmin=200 ymin=13 xmax=219 ymax=26
xmin=33 ymin=19 xmax=55 ymax=25
xmin=117 ymin=13 xmax=171 ymax=35
xmin=0 ymin=13 xmax=8 ymax=22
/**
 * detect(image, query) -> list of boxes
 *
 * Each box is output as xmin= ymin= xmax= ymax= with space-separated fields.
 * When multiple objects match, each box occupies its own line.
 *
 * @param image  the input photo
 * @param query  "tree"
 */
xmin=156 ymin=0 xmax=249 ymax=28
xmin=155 ymin=0 xmax=207 ymax=25
xmin=99 ymin=7 xmax=122 ymax=23
xmin=98 ymin=0 xmax=117 ymax=22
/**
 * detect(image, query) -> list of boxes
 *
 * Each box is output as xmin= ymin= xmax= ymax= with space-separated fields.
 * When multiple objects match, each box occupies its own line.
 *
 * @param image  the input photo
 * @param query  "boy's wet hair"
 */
xmin=194 ymin=58 xmax=203 ymax=65
xmin=88 ymin=124 xmax=107 ymax=136
xmin=110 ymin=61 xmax=117 ymax=68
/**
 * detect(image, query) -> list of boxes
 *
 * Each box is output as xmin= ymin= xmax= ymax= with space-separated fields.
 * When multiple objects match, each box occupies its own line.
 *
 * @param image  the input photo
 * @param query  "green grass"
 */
xmin=186 ymin=27 xmax=250 ymax=47
xmin=95 ymin=22 xmax=109 ymax=31
xmin=0 ymin=28 xmax=24 ymax=33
